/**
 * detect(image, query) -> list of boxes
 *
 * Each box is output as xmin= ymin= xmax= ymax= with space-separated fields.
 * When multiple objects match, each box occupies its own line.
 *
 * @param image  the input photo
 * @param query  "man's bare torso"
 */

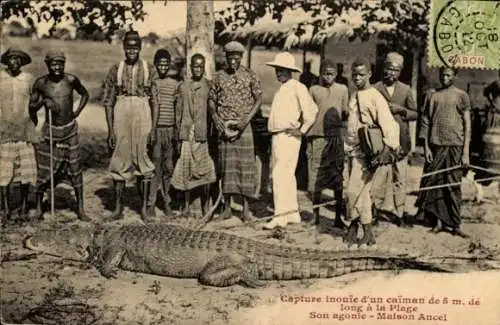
xmin=35 ymin=74 xmax=77 ymax=126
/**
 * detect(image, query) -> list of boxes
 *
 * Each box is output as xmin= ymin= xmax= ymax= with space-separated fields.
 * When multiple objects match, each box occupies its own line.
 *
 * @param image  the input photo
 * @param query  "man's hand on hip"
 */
xmin=285 ymin=128 xmax=302 ymax=137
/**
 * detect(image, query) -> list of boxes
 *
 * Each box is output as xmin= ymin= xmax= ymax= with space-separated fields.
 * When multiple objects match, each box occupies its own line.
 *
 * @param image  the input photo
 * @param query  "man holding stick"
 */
xmin=414 ymin=67 xmax=471 ymax=238
xmin=29 ymin=50 xmax=90 ymax=221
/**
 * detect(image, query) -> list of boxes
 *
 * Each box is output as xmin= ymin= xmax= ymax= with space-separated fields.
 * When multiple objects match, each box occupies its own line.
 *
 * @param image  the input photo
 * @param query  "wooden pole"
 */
xmin=48 ymin=109 xmax=54 ymax=217
xmin=186 ymin=1 xmax=215 ymax=80
xmin=320 ymin=40 xmax=326 ymax=63
xmin=302 ymin=48 xmax=307 ymax=68
xmin=410 ymin=51 xmax=420 ymax=153
xmin=246 ymin=37 xmax=252 ymax=68
xmin=186 ymin=1 xmax=217 ymax=216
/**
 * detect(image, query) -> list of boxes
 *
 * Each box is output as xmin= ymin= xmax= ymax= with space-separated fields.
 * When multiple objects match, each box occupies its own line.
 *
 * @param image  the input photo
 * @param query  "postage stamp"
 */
xmin=427 ymin=0 xmax=499 ymax=69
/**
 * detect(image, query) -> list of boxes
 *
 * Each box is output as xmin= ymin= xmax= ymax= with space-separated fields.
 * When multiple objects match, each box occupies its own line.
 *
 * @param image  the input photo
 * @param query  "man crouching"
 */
xmin=29 ymin=51 xmax=90 ymax=221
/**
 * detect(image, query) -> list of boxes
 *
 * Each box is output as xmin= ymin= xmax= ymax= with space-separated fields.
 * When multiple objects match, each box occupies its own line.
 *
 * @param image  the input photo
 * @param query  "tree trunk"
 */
xmin=185 ymin=1 xmax=215 ymax=214
xmin=186 ymin=1 xmax=215 ymax=80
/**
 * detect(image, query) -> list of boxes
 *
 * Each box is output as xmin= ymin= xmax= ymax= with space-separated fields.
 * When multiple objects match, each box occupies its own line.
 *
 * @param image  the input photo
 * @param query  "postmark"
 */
xmin=427 ymin=0 xmax=499 ymax=69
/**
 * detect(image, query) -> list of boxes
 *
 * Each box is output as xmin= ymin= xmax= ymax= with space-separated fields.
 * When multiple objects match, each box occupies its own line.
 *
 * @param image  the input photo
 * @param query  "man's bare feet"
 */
xmin=221 ymin=206 xmax=232 ymax=220
xmin=77 ymin=209 xmax=91 ymax=222
xmin=453 ymin=228 xmax=470 ymax=238
xmin=430 ymin=219 xmax=443 ymax=233
xmin=343 ymin=221 xmax=359 ymax=246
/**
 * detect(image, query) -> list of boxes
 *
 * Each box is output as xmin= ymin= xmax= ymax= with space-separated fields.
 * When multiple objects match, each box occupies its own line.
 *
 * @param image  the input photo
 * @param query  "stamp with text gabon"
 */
xmin=427 ymin=0 xmax=499 ymax=69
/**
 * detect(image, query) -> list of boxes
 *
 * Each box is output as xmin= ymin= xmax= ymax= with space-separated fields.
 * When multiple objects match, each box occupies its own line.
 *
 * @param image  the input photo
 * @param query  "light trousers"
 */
xmin=371 ymin=157 xmax=408 ymax=218
xmin=108 ymin=96 xmax=155 ymax=181
xmin=346 ymin=156 xmax=376 ymax=224
xmin=271 ymin=132 xmax=301 ymax=221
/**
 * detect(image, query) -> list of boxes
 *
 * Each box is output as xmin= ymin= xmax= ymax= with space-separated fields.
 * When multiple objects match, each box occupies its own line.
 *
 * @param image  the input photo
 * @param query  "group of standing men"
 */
xmin=0 ymin=45 xmax=90 ymax=223
xmin=101 ymin=32 xmax=262 ymax=222
xmin=0 ymin=32 xmax=478 ymax=246
xmin=258 ymin=49 xmax=474 ymax=246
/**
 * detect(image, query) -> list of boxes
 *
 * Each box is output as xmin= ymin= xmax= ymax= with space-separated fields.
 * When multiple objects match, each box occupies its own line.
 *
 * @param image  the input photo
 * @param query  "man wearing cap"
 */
xmin=102 ymin=30 xmax=156 ymax=221
xmin=29 ymin=50 xmax=90 ymax=221
xmin=371 ymin=52 xmax=417 ymax=228
xmin=0 ymin=46 xmax=37 ymax=223
xmin=263 ymin=52 xmax=319 ymax=229
xmin=208 ymin=41 xmax=263 ymax=222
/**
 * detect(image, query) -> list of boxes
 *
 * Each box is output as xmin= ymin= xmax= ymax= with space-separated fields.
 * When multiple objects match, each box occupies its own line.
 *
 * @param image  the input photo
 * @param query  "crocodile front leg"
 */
xmin=199 ymin=255 xmax=263 ymax=288
xmin=97 ymin=245 xmax=126 ymax=279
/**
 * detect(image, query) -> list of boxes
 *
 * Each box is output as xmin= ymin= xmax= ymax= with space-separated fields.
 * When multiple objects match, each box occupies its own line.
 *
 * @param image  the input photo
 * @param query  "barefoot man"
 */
xmin=171 ymin=53 xmax=217 ymax=217
xmin=29 ymin=50 xmax=90 ymax=221
xmin=307 ymin=59 xmax=349 ymax=228
xmin=371 ymin=52 xmax=418 ymax=228
xmin=343 ymin=59 xmax=400 ymax=247
xmin=147 ymin=48 xmax=180 ymax=219
xmin=208 ymin=41 xmax=263 ymax=222
xmin=102 ymin=30 xmax=156 ymax=221
xmin=0 ymin=46 xmax=37 ymax=223
xmin=414 ymin=67 xmax=471 ymax=238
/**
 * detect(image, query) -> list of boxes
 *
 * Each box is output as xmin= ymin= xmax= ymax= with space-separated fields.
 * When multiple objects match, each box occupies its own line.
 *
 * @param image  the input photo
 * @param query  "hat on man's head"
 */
xmin=384 ymin=52 xmax=404 ymax=67
xmin=1 ymin=46 xmax=31 ymax=66
xmin=224 ymin=41 xmax=245 ymax=53
xmin=44 ymin=50 xmax=66 ymax=63
xmin=266 ymin=52 xmax=302 ymax=73
xmin=321 ymin=59 xmax=336 ymax=71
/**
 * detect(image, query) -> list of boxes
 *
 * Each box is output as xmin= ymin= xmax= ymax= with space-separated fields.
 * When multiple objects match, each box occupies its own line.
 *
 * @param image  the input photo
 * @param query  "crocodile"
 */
xmin=24 ymin=223 xmax=499 ymax=288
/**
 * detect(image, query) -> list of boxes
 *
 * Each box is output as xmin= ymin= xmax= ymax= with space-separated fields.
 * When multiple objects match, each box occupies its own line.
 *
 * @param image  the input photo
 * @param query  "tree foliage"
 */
xmin=216 ymin=0 xmax=430 ymax=52
xmin=1 ymin=0 xmax=149 ymax=41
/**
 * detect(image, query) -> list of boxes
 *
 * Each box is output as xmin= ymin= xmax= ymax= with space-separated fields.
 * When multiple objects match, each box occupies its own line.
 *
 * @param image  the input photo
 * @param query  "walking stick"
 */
xmin=48 ymin=109 xmax=55 ymax=217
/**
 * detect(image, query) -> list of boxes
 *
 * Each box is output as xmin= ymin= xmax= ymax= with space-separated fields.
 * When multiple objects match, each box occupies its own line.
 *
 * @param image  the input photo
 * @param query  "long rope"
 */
xmin=421 ymin=165 xmax=462 ymax=178
xmin=255 ymin=163 xmax=500 ymax=224
xmin=411 ymin=175 xmax=500 ymax=193
xmin=470 ymin=164 xmax=500 ymax=176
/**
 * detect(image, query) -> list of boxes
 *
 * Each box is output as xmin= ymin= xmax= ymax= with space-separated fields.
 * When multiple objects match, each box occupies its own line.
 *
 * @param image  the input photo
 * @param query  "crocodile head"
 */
xmin=24 ymin=224 xmax=95 ymax=261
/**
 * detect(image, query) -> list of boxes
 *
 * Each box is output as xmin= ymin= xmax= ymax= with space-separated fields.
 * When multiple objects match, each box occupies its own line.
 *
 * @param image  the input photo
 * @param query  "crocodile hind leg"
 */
xmin=96 ymin=245 xmax=126 ymax=279
xmin=199 ymin=255 xmax=263 ymax=288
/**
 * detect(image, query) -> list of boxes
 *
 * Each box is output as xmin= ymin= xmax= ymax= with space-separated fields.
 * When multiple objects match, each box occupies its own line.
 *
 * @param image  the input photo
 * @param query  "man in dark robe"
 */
xmin=414 ymin=67 xmax=471 ymax=238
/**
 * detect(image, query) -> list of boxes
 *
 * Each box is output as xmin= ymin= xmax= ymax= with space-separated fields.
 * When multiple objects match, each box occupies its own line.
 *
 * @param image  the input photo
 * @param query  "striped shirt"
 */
xmin=151 ymin=77 xmax=179 ymax=127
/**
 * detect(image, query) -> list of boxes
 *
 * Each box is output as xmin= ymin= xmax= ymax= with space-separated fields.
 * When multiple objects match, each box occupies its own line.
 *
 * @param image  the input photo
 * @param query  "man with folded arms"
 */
xmin=208 ymin=41 xmax=263 ymax=222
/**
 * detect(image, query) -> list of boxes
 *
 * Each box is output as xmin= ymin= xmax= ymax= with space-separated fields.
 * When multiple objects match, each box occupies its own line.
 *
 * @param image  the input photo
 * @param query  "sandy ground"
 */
xmin=1 ymin=104 xmax=500 ymax=324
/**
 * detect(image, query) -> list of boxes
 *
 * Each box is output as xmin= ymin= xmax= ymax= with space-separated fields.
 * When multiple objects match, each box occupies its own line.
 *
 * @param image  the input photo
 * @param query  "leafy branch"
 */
xmin=215 ymin=0 xmax=430 ymax=52
xmin=1 ymin=0 xmax=152 ymax=41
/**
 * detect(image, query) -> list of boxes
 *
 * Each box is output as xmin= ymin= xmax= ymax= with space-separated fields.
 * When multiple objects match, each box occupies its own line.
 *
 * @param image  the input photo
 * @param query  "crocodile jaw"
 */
xmin=24 ymin=225 xmax=94 ymax=261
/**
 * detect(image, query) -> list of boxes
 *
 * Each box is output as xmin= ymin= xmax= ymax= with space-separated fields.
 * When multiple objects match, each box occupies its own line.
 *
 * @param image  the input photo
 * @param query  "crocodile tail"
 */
xmin=385 ymin=256 xmax=455 ymax=273
xmin=254 ymin=254 xmax=462 ymax=281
